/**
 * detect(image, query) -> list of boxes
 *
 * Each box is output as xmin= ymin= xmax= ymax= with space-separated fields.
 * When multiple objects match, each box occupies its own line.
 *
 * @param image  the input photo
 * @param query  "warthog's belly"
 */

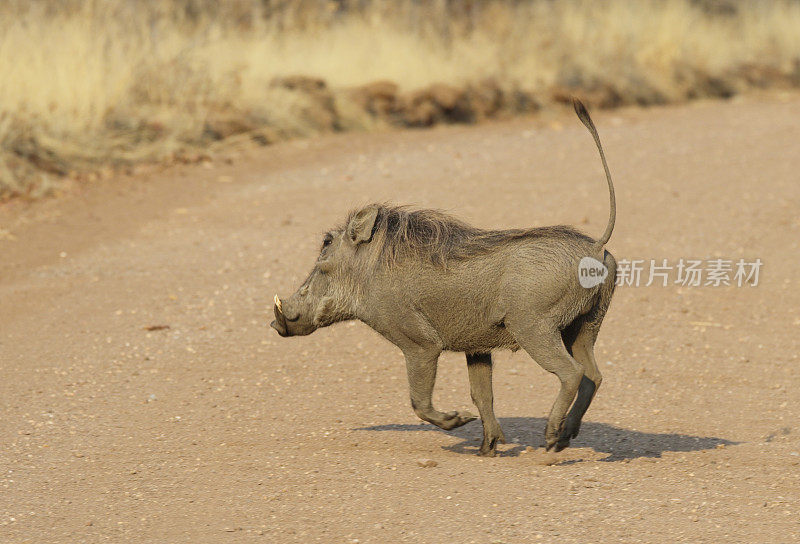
xmin=442 ymin=324 xmax=520 ymax=353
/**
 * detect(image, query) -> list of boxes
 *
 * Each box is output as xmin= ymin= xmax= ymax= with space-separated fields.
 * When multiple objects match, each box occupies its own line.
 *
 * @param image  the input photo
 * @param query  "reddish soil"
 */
xmin=1 ymin=95 xmax=799 ymax=543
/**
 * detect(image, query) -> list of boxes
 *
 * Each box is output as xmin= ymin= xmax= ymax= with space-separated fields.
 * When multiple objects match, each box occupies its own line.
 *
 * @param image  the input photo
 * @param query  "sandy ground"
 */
xmin=1 ymin=95 xmax=799 ymax=543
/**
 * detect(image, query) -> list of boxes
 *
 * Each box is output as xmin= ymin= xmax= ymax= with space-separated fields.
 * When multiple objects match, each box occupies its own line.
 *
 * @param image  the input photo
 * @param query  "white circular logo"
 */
xmin=578 ymin=256 xmax=608 ymax=288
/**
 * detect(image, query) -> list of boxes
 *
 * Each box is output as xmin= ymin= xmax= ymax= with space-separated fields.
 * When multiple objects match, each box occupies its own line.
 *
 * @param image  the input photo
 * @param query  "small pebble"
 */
xmin=417 ymin=458 xmax=437 ymax=468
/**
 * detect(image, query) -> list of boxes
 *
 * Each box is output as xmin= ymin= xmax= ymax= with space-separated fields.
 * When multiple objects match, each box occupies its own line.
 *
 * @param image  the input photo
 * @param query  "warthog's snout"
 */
xmin=270 ymin=294 xmax=291 ymax=337
xmin=270 ymin=294 xmax=307 ymax=337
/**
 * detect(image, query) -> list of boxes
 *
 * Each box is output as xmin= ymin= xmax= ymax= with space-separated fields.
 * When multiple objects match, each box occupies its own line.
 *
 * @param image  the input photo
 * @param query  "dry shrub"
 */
xmin=1 ymin=0 xmax=800 ymax=198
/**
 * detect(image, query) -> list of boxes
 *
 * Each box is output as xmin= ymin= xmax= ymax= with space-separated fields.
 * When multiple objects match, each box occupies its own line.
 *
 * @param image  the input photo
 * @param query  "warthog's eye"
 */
xmin=321 ymin=234 xmax=333 ymax=250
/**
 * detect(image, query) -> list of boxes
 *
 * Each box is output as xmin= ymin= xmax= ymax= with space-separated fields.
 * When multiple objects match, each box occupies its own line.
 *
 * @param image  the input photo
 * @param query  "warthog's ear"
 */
xmin=346 ymin=206 xmax=380 ymax=245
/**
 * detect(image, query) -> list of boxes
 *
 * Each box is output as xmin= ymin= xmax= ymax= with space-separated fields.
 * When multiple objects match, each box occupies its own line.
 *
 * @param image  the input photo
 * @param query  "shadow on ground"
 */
xmin=355 ymin=417 xmax=739 ymax=461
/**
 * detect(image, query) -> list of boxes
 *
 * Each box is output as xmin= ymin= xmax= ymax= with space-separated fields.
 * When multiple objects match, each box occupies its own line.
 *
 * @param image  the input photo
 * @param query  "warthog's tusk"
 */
xmin=274 ymin=294 xmax=283 ymax=313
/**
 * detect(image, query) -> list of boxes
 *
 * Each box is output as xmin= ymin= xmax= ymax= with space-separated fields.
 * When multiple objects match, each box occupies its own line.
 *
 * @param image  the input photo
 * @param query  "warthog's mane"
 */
xmin=347 ymin=204 xmax=593 ymax=268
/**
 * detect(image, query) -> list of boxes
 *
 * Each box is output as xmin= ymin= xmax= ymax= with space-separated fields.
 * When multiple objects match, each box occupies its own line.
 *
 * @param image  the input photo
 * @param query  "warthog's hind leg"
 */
xmin=403 ymin=347 xmax=477 ymax=431
xmin=507 ymin=320 xmax=583 ymax=452
xmin=466 ymin=352 xmax=505 ymax=456
xmin=560 ymin=257 xmax=615 ymax=445
xmin=561 ymin=321 xmax=602 ymax=444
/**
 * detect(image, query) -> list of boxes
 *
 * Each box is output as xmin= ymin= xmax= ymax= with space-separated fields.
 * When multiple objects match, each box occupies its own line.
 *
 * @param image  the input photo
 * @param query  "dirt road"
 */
xmin=2 ymin=95 xmax=799 ymax=543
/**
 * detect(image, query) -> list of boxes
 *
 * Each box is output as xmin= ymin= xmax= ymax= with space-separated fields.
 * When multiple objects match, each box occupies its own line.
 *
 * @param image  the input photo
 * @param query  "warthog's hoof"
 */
xmin=544 ymin=420 xmax=572 ymax=452
xmin=545 ymin=427 xmax=573 ymax=452
xmin=553 ymin=437 xmax=571 ymax=452
xmin=478 ymin=428 xmax=506 ymax=457
xmin=436 ymin=410 xmax=477 ymax=430
xmin=562 ymin=417 xmax=582 ymax=441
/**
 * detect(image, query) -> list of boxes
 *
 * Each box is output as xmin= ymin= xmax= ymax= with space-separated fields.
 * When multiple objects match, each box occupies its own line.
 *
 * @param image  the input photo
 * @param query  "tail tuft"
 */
xmin=572 ymin=98 xmax=590 ymax=125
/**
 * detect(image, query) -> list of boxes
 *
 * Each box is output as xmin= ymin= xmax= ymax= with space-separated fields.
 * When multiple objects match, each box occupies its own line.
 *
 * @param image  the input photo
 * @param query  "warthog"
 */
xmin=271 ymin=99 xmax=617 ymax=455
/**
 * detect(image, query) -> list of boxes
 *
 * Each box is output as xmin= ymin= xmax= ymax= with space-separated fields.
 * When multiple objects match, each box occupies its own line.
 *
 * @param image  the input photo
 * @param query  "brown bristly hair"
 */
xmin=345 ymin=204 xmax=593 ymax=268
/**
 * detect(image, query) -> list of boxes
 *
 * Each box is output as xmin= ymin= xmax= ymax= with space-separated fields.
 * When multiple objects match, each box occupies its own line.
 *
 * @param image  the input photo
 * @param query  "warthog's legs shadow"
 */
xmin=355 ymin=417 xmax=738 ymax=462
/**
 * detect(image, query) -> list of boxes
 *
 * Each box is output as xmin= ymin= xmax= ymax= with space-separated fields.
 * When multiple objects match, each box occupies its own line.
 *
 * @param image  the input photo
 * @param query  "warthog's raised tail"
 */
xmin=573 ymin=98 xmax=616 ymax=248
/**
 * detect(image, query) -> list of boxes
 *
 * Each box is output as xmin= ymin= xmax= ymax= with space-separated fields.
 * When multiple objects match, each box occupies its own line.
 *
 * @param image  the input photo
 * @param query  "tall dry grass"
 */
xmin=2 ymin=0 xmax=800 ymax=198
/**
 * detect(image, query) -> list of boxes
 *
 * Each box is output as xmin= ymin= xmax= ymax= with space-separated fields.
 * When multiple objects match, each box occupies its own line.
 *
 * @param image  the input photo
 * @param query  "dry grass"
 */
xmin=2 ymin=0 xmax=800 ymax=198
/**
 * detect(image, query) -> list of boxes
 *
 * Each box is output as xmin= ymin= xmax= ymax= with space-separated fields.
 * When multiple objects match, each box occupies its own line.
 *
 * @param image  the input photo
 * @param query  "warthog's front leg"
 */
xmin=466 ymin=352 xmax=506 ymax=456
xmin=403 ymin=347 xmax=476 ymax=430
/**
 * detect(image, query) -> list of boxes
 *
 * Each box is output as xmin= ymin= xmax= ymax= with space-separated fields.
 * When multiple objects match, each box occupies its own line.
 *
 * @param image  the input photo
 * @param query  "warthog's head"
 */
xmin=270 ymin=206 xmax=381 ymax=337
xmin=271 ymin=203 xmax=486 ymax=337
